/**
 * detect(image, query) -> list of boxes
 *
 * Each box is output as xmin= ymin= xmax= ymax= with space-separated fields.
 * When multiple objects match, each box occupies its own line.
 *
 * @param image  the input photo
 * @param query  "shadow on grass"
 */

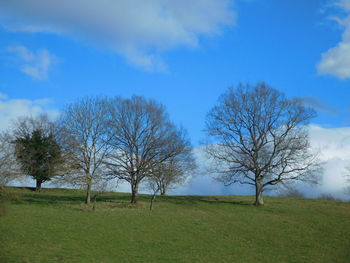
xmin=8 ymin=187 xmax=252 ymax=208
xmin=9 ymin=190 xmax=141 ymax=207
xmin=159 ymin=195 xmax=252 ymax=206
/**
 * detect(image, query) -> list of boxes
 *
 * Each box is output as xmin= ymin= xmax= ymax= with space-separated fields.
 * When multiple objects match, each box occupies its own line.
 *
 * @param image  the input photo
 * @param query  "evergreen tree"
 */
xmin=14 ymin=128 xmax=63 ymax=191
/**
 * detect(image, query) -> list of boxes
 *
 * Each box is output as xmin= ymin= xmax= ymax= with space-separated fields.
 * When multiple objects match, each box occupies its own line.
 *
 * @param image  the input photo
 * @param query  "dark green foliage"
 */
xmin=14 ymin=129 xmax=63 ymax=191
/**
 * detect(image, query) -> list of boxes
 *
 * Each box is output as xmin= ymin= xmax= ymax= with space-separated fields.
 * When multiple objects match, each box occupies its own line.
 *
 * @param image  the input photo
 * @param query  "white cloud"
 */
xmin=336 ymin=0 xmax=350 ymax=10
xmin=318 ymin=0 xmax=350 ymax=79
xmin=309 ymin=124 xmax=350 ymax=161
xmin=0 ymin=94 xmax=59 ymax=131
xmin=0 ymin=0 xmax=235 ymax=71
xmin=7 ymin=45 xmax=56 ymax=80
xmin=308 ymin=125 xmax=350 ymax=198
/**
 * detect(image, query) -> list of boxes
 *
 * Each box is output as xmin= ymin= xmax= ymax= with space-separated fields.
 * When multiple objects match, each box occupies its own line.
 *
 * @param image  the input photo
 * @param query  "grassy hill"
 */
xmin=1 ymin=187 xmax=349 ymax=263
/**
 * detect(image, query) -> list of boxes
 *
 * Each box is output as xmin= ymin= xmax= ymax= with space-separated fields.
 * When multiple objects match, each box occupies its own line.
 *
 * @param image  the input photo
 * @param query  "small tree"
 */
xmin=148 ymin=160 xmax=185 ymax=197
xmin=147 ymin=137 xmax=195 ymax=210
xmin=147 ymin=161 xmax=189 ymax=211
xmin=148 ymin=137 xmax=196 ymax=196
xmin=13 ymin=115 xmax=64 ymax=191
xmin=205 ymin=83 xmax=319 ymax=206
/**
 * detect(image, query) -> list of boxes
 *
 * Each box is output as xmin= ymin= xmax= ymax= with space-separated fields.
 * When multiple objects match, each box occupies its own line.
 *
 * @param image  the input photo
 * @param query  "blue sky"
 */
xmin=1 ymin=0 xmax=350 ymax=198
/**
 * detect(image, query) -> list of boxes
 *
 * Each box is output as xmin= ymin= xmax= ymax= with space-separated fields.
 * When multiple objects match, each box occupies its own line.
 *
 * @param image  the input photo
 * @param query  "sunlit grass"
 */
xmin=0 ymin=187 xmax=349 ymax=263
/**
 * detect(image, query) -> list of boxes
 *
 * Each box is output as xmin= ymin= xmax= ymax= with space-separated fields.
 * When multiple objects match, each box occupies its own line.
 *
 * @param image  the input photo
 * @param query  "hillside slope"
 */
xmin=1 ymin=188 xmax=349 ymax=263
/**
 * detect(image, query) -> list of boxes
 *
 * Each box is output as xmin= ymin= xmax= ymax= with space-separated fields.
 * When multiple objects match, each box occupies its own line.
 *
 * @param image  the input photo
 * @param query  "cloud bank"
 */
xmin=0 ymin=0 xmax=235 ymax=71
xmin=173 ymin=125 xmax=350 ymax=200
xmin=7 ymin=45 xmax=56 ymax=80
xmin=0 ymin=94 xmax=59 ymax=131
xmin=318 ymin=0 xmax=350 ymax=79
xmin=308 ymin=125 xmax=350 ymax=198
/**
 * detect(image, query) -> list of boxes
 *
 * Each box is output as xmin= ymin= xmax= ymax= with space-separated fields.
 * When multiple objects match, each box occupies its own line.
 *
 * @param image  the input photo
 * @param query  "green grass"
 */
xmin=1 ymin=188 xmax=349 ymax=263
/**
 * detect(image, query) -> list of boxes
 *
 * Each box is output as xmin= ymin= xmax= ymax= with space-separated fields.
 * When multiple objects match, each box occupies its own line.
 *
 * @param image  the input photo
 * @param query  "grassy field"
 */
xmin=0 ymin=188 xmax=349 ymax=263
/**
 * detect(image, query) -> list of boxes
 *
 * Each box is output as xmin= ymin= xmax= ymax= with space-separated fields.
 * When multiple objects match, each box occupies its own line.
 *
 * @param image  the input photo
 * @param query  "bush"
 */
xmin=278 ymin=187 xmax=305 ymax=198
xmin=318 ymin=193 xmax=337 ymax=200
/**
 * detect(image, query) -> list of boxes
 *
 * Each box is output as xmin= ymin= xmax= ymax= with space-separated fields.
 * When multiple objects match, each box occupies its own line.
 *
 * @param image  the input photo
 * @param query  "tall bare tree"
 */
xmin=205 ymin=83 xmax=319 ymax=205
xmin=57 ymin=97 xmax=112 ymax=204
xmin=105 ymin=96 xmax=192 ymax=204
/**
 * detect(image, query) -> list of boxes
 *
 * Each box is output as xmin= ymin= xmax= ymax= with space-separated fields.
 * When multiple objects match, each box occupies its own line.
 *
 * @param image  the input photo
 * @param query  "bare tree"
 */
xmin=147 ymin=160 xmax=191 ymax=211
xmin=147 ymin=131 xmax=195 ymax=210
xmin=105 ymin=96 xmax=192 ymax=204
xmin=148 ymin=160 xmax=188 ymax=197
xmin=0 ymin=132 xmax=19 ymax=187
xmin=148 ymin=134 xmax=196 ymax=196
xmin=57 ymin=97 xmax=112 ymax=204
xmin=0 ymin=131 xmax=18 ymax=217
xmin=205 ymin=83 xmax=319 ymax=206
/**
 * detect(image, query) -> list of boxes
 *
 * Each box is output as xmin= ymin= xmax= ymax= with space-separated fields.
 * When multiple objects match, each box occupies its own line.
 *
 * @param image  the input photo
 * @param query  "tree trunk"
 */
xmin=150 ymin=193 xmax=157 ymax=211
xmin=254 ymin=181 xmax=264 ymax=206
xmin=159 ymin=181 xmax=167 ymax=196
xmin=92 ymin=194 xmax=97 ymax=211
xmin=35 ymin=180 xmax=42 ymax=192
xmin=85 ymin=181 xmax=92 ymax=204
xmin=130 ymin=182 xmax=139 ymax=204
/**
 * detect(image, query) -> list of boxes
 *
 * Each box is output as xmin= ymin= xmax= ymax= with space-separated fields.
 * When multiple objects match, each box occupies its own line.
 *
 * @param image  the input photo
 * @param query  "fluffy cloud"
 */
xmin=318 ymin=0 xmax=350 ymax=79
xmin=0 ymin=0 xmax=235 ymax=71
xmin=309 ymin=124 xmax=350 ymax=161
xmin=7 ymin=45 xmax=56 ymax=80
xmin=0 ymin=94 xmax=59 ymax=131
